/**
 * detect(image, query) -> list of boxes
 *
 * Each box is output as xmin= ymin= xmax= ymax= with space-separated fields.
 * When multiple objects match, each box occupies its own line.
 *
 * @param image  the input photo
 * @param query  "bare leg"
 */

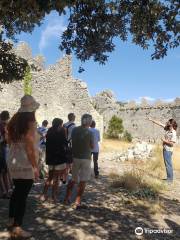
xmin=61 ymin=167 xmax=68 ymax=183
xmin=75 ymin=181 xmax=86 ymax=206
xmin=0 ymin=173 xmax=7 ymax=196
xmin=69 ymin=163 xmax=73 ymax=174
xmin=52 ymin=171 xmax=59 ymax=203
xmin=40 ymin=170 xmax=54 ymax=201
xmin=64 ymin=180 xmax=76 ymax=204
xmin=3 ymin=172 xmax=11 ymax=195
xmin=7 ymin=168 xmax=13 ymax=189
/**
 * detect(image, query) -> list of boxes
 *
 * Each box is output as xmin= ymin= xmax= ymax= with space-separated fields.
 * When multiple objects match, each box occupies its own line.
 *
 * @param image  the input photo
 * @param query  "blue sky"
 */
xmin=16 ymin=11 xmax=180 ymax=102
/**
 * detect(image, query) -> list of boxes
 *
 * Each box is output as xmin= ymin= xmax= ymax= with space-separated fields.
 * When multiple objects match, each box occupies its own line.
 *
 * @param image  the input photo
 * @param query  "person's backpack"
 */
xmin=64 ymin=123 xmax=75 ymax=163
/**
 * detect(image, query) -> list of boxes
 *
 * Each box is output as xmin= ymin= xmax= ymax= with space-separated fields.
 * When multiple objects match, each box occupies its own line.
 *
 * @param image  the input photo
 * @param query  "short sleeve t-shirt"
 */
xmin=163 ymin=129 xmax=177 ymax=152
xmin=72 ymin=126 xmax=93 ymax=160
xmin=89 ymin=128 xmax=100 ymax=153
xmin=64 ymin=121 xmax=76 ymax=141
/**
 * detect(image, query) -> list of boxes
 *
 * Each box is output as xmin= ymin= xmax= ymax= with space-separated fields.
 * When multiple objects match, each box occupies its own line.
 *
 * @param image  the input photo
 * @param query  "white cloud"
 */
xmin=39 ymin=16 xmax=66 ymax=52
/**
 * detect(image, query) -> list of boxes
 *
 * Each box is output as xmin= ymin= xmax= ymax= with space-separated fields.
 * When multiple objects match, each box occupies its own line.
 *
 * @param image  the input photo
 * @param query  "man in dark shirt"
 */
xmin=64 ymin=114 xmax=94 ymax=209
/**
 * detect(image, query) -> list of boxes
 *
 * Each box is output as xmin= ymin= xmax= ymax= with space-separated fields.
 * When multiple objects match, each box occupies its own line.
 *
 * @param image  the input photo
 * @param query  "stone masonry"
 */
xmin=0 ymin=42 xmax=103 ymax=133
xmin=93 ymin=91 xmax=180 ymax=142
xmin=1 ymin=42 xmax=179 ymax=142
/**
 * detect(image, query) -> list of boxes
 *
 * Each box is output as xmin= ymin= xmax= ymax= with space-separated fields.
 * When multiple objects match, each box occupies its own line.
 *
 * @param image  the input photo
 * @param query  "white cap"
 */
xmin=18 ymin=95 xmax=40 ymax=113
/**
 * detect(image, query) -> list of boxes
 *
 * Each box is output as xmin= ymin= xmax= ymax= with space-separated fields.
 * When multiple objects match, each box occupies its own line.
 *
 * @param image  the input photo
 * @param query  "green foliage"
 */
xmin=123 ymin=130 xmax=133 ymax=142
xmin=0 ymin=40 xmax=28 ymax=83
xmin=23 ymin=67 xmax=32 ymax=95
xmin=107 ymin=116 xmax=124 ymax=139
xmin=60 ymin=0 xmax=180 ymax=63
xmin=106 ymin=116 xmax=133 ymax=141
xmin=0 ymin=0 xmax=179 ymax=81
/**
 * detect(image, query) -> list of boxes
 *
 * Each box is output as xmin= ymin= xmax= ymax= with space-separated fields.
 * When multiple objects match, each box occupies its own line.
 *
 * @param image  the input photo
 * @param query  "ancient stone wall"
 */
xmin=0 ymin=42 xmax=103 ymax=134
xmin=1 ymin=42 xmax=179 ymax=142
xmin=93 ymin=91 xmax=180 ymax=142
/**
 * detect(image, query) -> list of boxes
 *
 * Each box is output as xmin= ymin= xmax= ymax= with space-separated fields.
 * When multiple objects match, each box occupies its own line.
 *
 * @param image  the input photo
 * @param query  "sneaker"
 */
xmin=11 ymin=226 xmax=32 ymax=238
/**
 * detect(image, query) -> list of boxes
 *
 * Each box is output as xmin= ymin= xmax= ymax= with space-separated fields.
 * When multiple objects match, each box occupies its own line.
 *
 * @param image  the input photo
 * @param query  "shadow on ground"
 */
xmin=0 ymin=175 xmax=179 ymax=240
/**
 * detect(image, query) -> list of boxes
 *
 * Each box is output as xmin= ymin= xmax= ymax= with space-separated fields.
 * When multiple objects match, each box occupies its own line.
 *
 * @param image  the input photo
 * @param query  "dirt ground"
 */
xmin=0 ymin=152 xmax=180 ymax=240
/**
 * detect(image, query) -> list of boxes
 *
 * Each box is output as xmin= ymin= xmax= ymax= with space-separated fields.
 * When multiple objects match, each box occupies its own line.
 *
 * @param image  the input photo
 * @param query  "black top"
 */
xmin=46 ymin=127 xmax=68 ymax=165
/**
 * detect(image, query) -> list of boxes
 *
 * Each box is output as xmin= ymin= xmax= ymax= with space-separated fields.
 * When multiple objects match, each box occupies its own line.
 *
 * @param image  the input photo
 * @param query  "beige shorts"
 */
xmin=72 ymin=158 xmax=92 ymax=182
xmin=49 ymin=164 xmax=66 ymax=171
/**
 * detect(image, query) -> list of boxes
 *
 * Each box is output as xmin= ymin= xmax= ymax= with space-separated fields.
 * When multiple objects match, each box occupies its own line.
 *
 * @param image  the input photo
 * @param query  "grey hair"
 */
xmin=81 ymin=114 xmax=92 ymax=127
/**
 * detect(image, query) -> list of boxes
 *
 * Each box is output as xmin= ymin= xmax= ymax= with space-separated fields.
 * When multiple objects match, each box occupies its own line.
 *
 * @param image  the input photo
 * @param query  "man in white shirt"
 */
xmin=90 ymin=120 xmax=100 ymax=178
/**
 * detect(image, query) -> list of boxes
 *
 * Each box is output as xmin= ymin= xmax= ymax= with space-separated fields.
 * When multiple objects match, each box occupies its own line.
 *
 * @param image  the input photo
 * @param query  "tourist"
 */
xmin=147 ymin=117 xmax=177 ymax=182
xmin=7 ymin=95 xmax=40 ymax=238
xmin=38 ymin=120 xmax=49 ymax=147
xmin=64 ymin=113 xmax=76 ymax=175
xmin=38 ymin=120 xmax=49 ymax=179
xmin=64 ymin=114 xmax=94 ymax=209
xmin=0 ymin=111 xmax=11 ymax=198
xmin=90 ymin=120 xmax=100 ymax=178
xmin=41 ymin=118 xmax=67 ymax=202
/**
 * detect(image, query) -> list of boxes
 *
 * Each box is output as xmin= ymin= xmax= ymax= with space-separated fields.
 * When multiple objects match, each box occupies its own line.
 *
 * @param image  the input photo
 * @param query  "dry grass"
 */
xmin=173 ymin=146 xmax=180 ymax=170
xmin=104 ymin=139 xmax=180 ymax=173
xmin=101 ymin=138 xmax=132 ymax=153
xmin=109 ymin=170 xmax=165 ymax=200
xmin=105 ymin=139 xmax=179 ymax=199
xmin=109 ymin=169 xmax=166 ymax=214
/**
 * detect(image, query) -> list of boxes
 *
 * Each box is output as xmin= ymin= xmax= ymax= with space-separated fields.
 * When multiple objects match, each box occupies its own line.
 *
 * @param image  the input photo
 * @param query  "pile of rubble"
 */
xmin=101 ymin=142 xmax=154 ymax=162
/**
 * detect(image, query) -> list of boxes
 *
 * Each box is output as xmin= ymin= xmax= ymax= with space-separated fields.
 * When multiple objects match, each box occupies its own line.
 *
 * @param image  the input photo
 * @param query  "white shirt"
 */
xmin=164 ymin=129 xmax=177 ymax=152
xmin=64 ymin=121 xmax=76 ymax=141
xmin=89 ymin=128 xmax=100 ymax=153
xmin=37 ymin=126 xmax=48 ymax=148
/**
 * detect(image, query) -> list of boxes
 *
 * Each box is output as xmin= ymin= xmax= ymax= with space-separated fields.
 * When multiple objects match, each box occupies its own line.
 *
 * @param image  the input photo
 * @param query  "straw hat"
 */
xmin=18 ymin=95 xmax=40 ymax=113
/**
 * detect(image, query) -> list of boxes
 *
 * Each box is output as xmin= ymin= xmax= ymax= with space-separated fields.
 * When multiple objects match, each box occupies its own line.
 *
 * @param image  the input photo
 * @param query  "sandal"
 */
xmin=75 ymin=203 xmax=88 ymax=210
xmin=11 ymin=226 xmax=32 ymax=239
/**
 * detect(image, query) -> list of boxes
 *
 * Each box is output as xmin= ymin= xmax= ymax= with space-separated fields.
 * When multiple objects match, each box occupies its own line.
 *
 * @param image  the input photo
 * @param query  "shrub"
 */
xmin=109 ymin=170 xmax=165 ymax=199
xmin=107 ymin=115 xmax=124 ymax=139
xmin=123 ymin=130 xmax=133 ymax=142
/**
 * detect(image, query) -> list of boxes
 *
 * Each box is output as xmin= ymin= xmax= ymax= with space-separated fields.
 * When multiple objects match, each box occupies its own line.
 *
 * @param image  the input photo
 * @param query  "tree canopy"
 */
xmin=107 ymin=115 xmax=124 ymax=138
xmin=0 ymin=0 xmax=179 ymax=82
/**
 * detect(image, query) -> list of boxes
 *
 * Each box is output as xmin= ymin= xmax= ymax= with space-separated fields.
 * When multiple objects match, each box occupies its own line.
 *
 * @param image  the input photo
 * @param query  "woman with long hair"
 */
xmin=40 ymin=118 xmax=67 ymax=203
xmin=147 ymin=117 xmax=177 ymax=182
xmin=7 ymin=95 xmax=40 ymax=238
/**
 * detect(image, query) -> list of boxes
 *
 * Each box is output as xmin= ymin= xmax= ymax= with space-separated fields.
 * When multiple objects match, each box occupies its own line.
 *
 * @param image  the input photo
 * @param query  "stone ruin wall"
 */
xmin=93 ymin=91 xmax=180 ymax=142
xmin=1 ymin=42 xmax=180 ymax=143
xmin=0 ymin=42 xmax=103 ymax=134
